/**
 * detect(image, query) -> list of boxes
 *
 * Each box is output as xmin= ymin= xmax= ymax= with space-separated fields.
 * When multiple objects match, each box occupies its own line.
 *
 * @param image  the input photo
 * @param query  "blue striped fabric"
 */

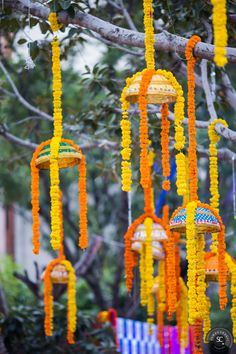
xmin=117 ymin=318 xmax=192 ymax=354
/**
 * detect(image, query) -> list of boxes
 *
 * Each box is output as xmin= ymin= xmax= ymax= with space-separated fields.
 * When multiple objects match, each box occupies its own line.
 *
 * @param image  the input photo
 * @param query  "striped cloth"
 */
xmin=117 ymin=318 xmax=193 ymax=354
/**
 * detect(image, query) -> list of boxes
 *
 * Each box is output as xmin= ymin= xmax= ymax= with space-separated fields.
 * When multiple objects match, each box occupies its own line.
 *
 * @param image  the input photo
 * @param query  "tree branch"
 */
xmin=0 ymin=60 xmax=53 ymax=122
xmin=201 ymin=59 xmax=217 ymax=121
xmin=5 ymin=0 xmax=236 ymax=63
xmin=221 ymin=70 xmax=236 ymax=112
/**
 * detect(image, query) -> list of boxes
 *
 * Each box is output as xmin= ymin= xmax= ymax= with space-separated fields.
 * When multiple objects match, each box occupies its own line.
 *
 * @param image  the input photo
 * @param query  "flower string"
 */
xmin=186 ymin=200 xmax=198 ymax=324
xmin=211 ymin=0 xmax=228 ymax=67
xmin=61 ymin=259 xmax=77 ymax=344
xmin=193 ymin=319 xmax=203 ymax=354
xmin=140 ymin=242 xmax=147 ymax=306
xmin=185 ymin=35 xmax=201 ymax=202
xmin=120 ymin=84 xmax=132 ymax=192
xmin=139 ymin=69 xmax=155 ymax=189
xmin=161 ymin=103 xmax=170 ymax=190
xmin=143 ymin=0 xmax=155 ymax=69
xmin=226 ymin=253 xmax=236 ymax=342
xmin=208 ymin=118 xmax=228 ymax=253
xmin=31 ymin=140 xmax=51 ymax=254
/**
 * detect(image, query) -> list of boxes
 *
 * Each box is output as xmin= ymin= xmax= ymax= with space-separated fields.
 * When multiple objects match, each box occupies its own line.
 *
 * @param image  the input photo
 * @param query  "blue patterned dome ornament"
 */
xmin=169 ymin=206 xmax=220 ymax=234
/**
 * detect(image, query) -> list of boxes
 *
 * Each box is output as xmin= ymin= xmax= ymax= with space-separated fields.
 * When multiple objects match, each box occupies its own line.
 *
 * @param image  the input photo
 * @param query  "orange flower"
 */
xmin=138 ymin=69 xmax=155 ymax=189
xmin=193 ymin=319 xmax=203 ymax=354
xmin=161 ymin=103 xmax=170 ymax=190
xmin=157 ymin=292 xmax=164 ymax=346
xmin=31 ymin=140 xmax=52 ymax=254
xmin=185 ymin=35 xmax=201 ymax=202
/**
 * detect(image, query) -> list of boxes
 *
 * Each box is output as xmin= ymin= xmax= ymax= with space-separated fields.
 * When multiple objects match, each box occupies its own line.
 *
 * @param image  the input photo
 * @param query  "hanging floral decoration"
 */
xmin=30 ymin=13 xmax=88 ymax=253
xmin=120 ymin=0 xmax=186 ymax=194
xmin=44 ymin=258 xmax=77 ymax=344
xmin=30 ymin=12 xmax=89 ymax=344
xmin=169 ymin=36 xmax=228 ymax=353
xmin=210 ymin=0 xmax=228 ymax=67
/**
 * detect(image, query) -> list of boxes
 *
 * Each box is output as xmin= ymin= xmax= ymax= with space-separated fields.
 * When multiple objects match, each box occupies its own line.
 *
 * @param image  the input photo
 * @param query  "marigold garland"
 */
xmin=176 ymin=152 xmax=187 ymax=197
xmin=186 ymin=200 xmax=198 ymax=324
xmin=44 ymin=258 xmax=77 ymax=344
xmin=78 ymin=154 xmax=88 ymax=249
xmin=199 ymin=202 xmax=227 ymax=310
xmin=120 ymin=68 xmax=185 ymax=193
xmin=196 ymin=233 xmax=208 ymax=321
xmin=185 ymin=35 xmax=201 ymax=202
xmin=203 ymin=295 xmax=211 ymax=343
xmin=31 ymin=139 xmax=51 ymax=254
xmin=193 ymin=319 xmax=203 ymax=354
xmin=140 ymin=243 xmax=147 ymax=306
xmin=31 ymin=138 xmax=88 ymax=252
xmin=143 ymin=0 xmax=155 ymax=69
xmin=120 ymin=86 xmax=132 ymax=192
xmin=211 ymin=0 xmax=228 ymax=67
xmin=124 ymin=212 xmax=175 ymax=307
xmin=179 ymin=278 xmax=189 ymax=352
xmin=208 ymin=118 xmax=228 ymax=253
xmin=139 ymin=69 xmax=155 ymax=189
xmin=48 ymin=13 xmax=64 ymax=250
xmin=226 ymin=254 xmax=236 ymax=342
xmin=161 ymin=103 xmax=170 ymax=190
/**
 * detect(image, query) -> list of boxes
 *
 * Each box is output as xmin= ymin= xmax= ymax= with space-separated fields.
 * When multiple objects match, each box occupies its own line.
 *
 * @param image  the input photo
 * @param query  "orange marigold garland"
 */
xmin=31 ymin=140 xmax=50 ymax=254
xmin=185 ymin=35 xmax=201 ymax=202
xmin=161 ymin=103 xmax=170 ymax=191
xmin=139 ymin=69 xmax=155 ymax=189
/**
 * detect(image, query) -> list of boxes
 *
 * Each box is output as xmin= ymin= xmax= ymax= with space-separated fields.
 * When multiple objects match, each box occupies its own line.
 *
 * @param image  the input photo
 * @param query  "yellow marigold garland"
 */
xmin=61 ymin=259 xmax=77 ymax=344
xmin=203 ymin=294 xmax=211 ymax=343
xmin=140 ymin=242 xmax=147 ymax=306
xmin=186 ymin=201 xmax=198 ymax=324
xmin=208 ymin=118 xmax=228 ymax=253
xmin=225 ymin=254 xmax=236 ymax=342
xmin=48 ymin=13 xmax=63 ymax=250
xmin=120 ymin=85 xmax=132 ymax=191
xmin=176 ymin=153 xmax=187 ymax=197
xmin=50 ymin=137 xmax=62 ymax=250
xmin=179 ymin=278 xmax=189 ymax=351
xmin=143 ymin=0 xmax=155 ymax=69
xmin=196 ymin=234 xmax=208 ymax=321
xmin=144 ymin=217 xmax=155 ymax=333
xmin=211 ymin=0 xmax=228 ymax=67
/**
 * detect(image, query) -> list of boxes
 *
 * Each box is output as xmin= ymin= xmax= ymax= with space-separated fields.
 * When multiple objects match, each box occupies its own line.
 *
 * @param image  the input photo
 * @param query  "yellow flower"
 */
xmin=186 ymin=201 xmax=198 ymax=324
xmin=208 ymin=118 xmax=228 ymax=252
xmin=211 ymin=0 xmax=228 ymax=67
xmin=50 ymin=136 xmax=62 ymax=250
